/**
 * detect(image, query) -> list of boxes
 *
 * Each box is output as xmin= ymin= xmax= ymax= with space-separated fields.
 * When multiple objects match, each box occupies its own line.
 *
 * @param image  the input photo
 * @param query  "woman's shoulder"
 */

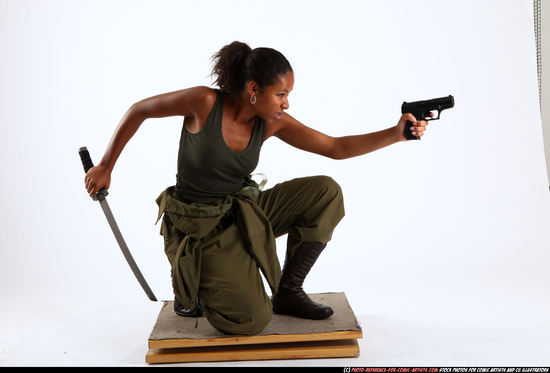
xmin=131 ymin=86 xmax=219 ymax=119
xmin=185 ymin=86 xmax=218 ymax=110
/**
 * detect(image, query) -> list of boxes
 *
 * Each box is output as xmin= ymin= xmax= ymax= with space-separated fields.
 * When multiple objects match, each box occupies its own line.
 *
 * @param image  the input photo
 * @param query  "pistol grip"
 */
xmin=405 ymin=120 xmax=421 ymax=140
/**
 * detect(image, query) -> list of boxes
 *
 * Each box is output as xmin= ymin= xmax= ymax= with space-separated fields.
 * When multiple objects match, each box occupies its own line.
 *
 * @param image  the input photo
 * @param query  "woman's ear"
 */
xmin=247 ymin=81 xmax=258 ymax=96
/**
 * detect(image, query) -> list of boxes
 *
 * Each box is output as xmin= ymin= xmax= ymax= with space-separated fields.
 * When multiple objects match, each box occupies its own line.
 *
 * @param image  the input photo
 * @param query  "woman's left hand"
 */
xmin=396 ymin=112 xmax=433 ymax=141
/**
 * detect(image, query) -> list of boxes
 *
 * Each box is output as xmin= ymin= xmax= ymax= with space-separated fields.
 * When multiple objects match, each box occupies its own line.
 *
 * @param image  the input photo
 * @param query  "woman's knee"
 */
xmin=240 ymin=303 xmax=272 ymax=335
xmin=318 ymin=175 xmax=342 ymax=193
xmin=309 ymin=175 xmax=344 ymax=205
xmin=204 ymin=298 xmax=272 ymax=335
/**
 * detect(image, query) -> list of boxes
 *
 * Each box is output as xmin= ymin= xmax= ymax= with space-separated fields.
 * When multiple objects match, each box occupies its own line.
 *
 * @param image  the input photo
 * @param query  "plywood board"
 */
xmin=146 ymin=292 xmax=362 ymax=364
xmin=150 ymin=329 xmax=362 ymax=349
xmin=146 ymin=339 xmax=359 ymax=364
xmin=149 ymin=292 xmax=361 ymax=345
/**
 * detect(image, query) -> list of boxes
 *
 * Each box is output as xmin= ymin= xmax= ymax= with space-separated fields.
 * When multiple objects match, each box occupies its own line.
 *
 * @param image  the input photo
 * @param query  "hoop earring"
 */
xmin=250 ymin=95 xmax=257 ymax=105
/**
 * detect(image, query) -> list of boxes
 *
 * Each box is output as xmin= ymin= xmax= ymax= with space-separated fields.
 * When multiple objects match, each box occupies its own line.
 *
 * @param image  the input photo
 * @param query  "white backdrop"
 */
xmin=1 ymin=0 xmax=550 ymax=366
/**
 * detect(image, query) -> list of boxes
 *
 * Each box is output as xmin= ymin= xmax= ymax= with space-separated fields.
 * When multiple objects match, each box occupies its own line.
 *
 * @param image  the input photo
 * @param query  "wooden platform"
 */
xmin=146 ymin=292 xmax=363 ymax=364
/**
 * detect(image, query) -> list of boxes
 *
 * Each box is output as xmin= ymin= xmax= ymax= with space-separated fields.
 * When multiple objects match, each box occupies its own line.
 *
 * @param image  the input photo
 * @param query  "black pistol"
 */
xmin=401 ymin=95 xmax=455 ymax=140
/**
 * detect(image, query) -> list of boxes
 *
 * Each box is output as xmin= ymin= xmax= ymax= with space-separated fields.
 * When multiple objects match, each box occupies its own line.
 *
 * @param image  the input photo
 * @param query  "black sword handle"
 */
xmin=79 ymin=146 xmax=108 ymax=200
xmin=79 ymin=146 xmax=95 ymax=173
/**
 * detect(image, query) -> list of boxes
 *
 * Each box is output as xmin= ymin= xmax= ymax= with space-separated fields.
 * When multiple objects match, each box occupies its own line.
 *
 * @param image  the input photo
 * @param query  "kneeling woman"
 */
xmin=84 ymin=41 xmax=429 ymax=335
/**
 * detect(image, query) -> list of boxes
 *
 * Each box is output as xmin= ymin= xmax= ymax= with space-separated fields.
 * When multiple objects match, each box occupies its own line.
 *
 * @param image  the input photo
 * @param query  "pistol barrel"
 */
xmin=401 ymin=95 xmax=455 ymax=115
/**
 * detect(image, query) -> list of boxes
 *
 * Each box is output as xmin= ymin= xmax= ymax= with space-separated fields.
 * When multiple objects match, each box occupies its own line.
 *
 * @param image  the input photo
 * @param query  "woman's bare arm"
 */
xmin=84 ymin=86 xmax=215 ymax=196
xmin=271 ymin=112 xmax=428 ymax=160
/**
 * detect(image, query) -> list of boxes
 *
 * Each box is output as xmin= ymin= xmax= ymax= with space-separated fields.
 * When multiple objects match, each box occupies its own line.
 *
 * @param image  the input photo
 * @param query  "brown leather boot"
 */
xmin=174 ymin=297 xmax=203 ymax=318
xmin=271 ymin=242 xmax=333 ymax=320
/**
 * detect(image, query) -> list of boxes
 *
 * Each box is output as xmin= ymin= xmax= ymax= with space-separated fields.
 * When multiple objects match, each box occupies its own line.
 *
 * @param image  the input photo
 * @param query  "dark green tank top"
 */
xmin=175 ymin=90 xmax=266 ymax=203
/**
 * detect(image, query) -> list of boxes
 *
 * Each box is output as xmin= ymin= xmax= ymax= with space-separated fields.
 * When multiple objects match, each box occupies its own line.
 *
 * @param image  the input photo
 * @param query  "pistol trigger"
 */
xmin=426 ymin=110 xmax=440 ymax=120
xmin=423 ymin=111 xmax=433 ymax=121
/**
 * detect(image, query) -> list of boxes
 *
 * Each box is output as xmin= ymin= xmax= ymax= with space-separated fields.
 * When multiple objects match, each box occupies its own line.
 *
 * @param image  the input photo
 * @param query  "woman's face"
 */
xmin=253 ymin=71 xmax=294 ymax=121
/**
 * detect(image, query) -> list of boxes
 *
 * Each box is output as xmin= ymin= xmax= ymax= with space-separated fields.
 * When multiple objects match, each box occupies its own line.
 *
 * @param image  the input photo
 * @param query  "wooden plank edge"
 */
xmin=145 ymin=339 xmax=359 ymax=364
xmin=149 ymin=329 xmax=363 ymax=349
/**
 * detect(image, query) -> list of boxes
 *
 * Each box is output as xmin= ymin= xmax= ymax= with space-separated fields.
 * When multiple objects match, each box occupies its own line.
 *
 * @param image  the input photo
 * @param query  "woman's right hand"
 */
xmin=85 ymin=165 xmax=111 ymax=197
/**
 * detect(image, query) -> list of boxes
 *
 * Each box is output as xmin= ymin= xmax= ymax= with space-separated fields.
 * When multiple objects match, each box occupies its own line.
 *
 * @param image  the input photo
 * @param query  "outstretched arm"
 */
xmin=272 ymin=112 xmax=429 ymax=160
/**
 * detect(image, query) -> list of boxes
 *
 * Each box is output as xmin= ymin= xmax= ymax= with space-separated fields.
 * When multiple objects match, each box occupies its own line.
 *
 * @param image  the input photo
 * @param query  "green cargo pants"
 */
xmin=197 ymin=175 xmax=345 ymax=335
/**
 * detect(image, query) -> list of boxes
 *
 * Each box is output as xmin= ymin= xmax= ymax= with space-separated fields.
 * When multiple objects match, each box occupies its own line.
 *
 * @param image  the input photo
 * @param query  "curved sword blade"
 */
xmin=98 ymin=197 xmax=157 ymax=302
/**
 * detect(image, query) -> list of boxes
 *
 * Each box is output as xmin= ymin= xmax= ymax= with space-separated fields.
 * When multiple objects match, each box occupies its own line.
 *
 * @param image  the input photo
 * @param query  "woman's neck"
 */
xmin=223 ymin=92 xmax=256 ymax=125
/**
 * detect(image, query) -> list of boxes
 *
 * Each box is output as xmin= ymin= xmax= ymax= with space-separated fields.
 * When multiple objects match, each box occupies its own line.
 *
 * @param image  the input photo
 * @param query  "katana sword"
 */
xmin=79 ymin=146 xmax=157 ymax=302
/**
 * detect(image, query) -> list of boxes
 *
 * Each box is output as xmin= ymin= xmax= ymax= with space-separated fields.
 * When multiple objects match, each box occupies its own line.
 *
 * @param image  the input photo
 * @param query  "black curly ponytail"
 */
xmin=211 ymin=41 xmax=293 ymax=95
